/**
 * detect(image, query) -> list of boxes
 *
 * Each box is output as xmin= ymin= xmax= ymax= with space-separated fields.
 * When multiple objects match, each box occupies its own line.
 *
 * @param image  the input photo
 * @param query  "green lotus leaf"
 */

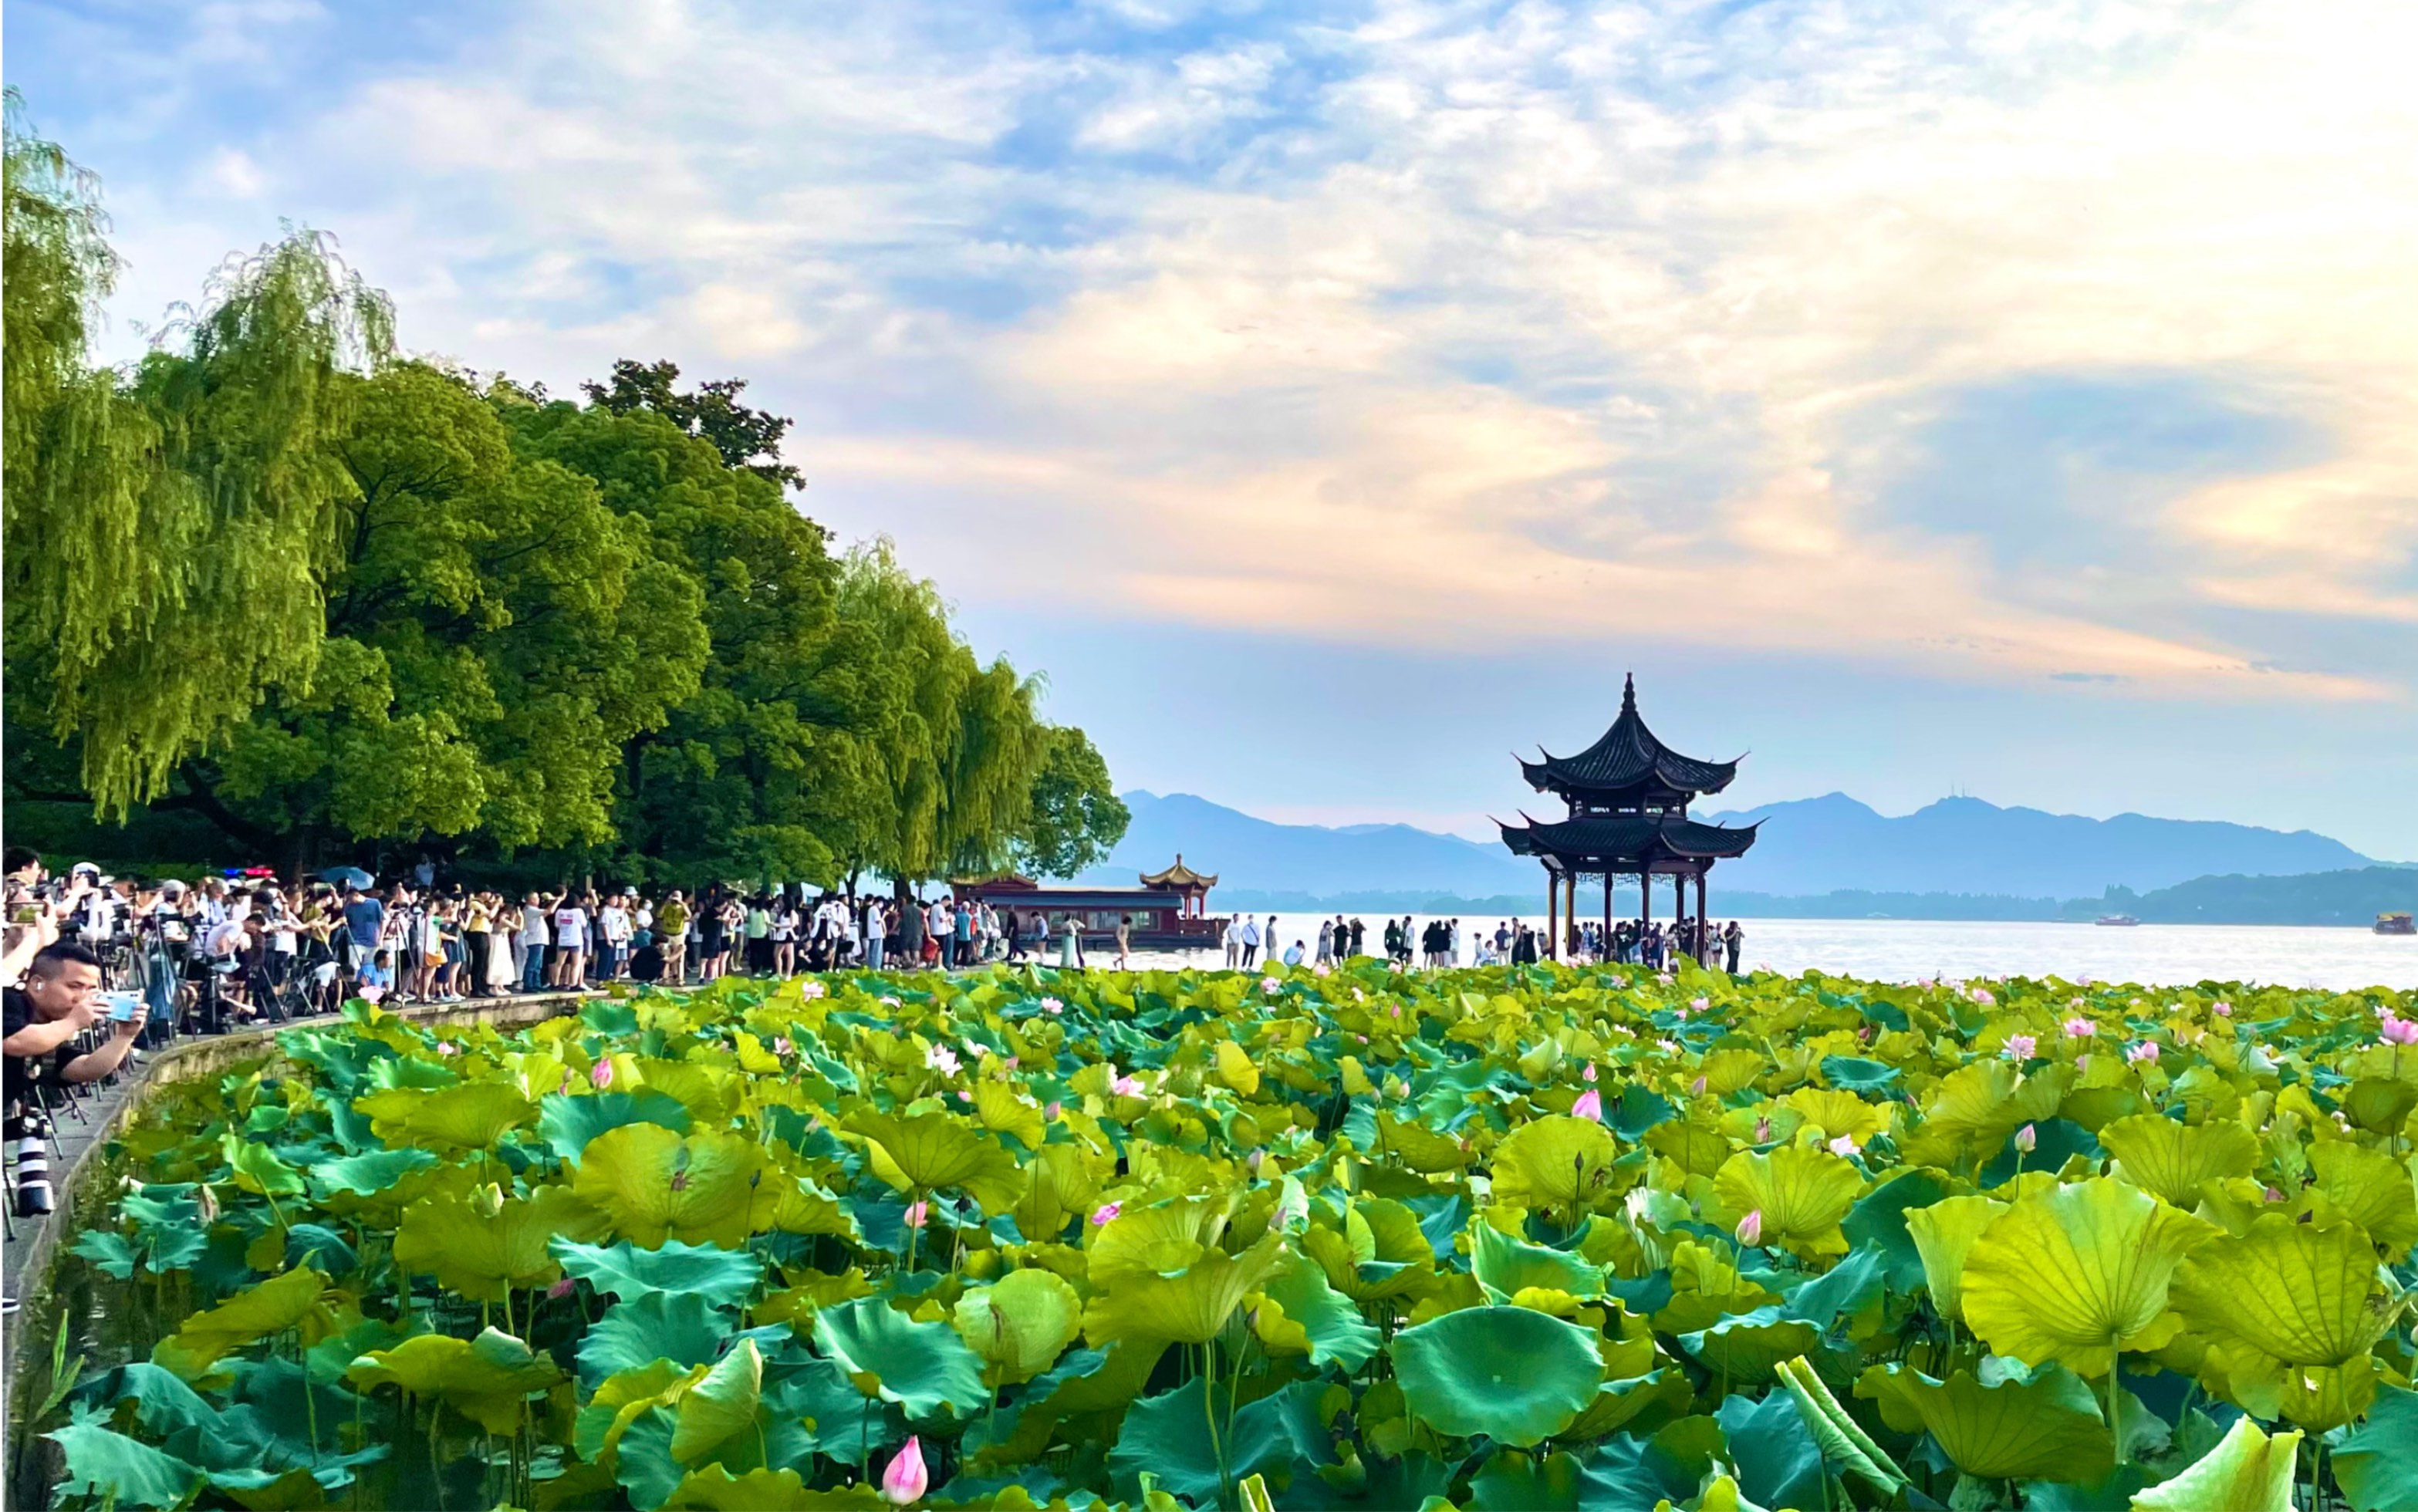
xmin=1962 ymin=1178 xmax=2216 ymax=1376
xmin=2332 ymin=1381 xmax=2418 ymax=1512
xmin=1713 ymin=1145 xmax=1865 ymax=1258
xmin=1856 ymin=1362 xmax=2111 ymax=1481
xmin=1645 ymin=1120 xmax=1732 ymax=1177
xmin=346 ymin=1327 xmax=566 ymax=1435
xmin=153 ymin=1267 xmax=332 ymax=1382
xmin=2305 ymin=1141 xmax=2418 ymax=1259
xmin=1680 ymin=1308 xmax=1825 ymax=1385
xmin=1086 ymin=1196 xmax=1223 ymax=1286
xmin=578 ymin=1291 xmax=735 ymax=1385
xmin=1820 ymin=1055 xmax=1901 ymax=1094
xmin=973 ymin=1078 xmax=1046 ymax=1149
xmin=1713 ymin=1388 xmax=1824 ymax=1512
xmin=953 ymin=1267 xmax=1083 ymax=1385
xmin=1010 ymin=1141 xmax=1101 ymax=1243
xmin=1904 ymin=1195 xmax=2008 ymax=1324
xmin=575 ymin=1359 xmax=708 ymax=1466
xmin=1302 ymin=1197 xmax=1440 ymax=1304
xmin=1084 ymin=1232 xmax=1288 ymax=1346
xmin=1376 ymin=1110 xmax=1472 ymax=1173
xmin=573 ymin=1122 xmax=771 ymax=1248
xmin=660 ymin=1465 xmax=827 ymax=1510
xmin=2129 ymin=1414 xmax=2299 ymax=1512
xmin=48 ymin=1421 xmax=205 ymax=1510
xmin=1390 ymin=1305 xmax=1606 ymax=1446
xmin=814 ymin=1296 xmax=988 ymax=1419
xmin=306 ymin=1147 xmax=437 ymax=1200
xmin=1491 ymin=1114 xmax=1619 ymax=1211
xmin=1561 ymin=1368 xmax=1696 ymax=1442
xmin=1106 ymin=1375 xmax=1322 ymax=1507
xmin=353 ymin=1082 xmax=536 ymax=1151
xmin=1775 ymin=1355 xmax=1906 ymax=1497
xmin=670 ymin=1338 xmax=762 ymax=1462
xmin=2170 ymin=1213 xmax=2388 ymax=1424
xmin=1252 ymin=1252 xmax=1383 ymax=1371
xmin=2098 ymin=1114 xmax=2259 ymax=1207
xmin=220 ymin=1132 xmax=306 ymax=1198
xmin=539 ymin=1089 xmax=694 ymax=1166
xmin=2340 ymin=1078 xmax=2417 ymax=1135
xmin=393 ymin=1183 xmax=606 ymax=1302
xmin=1471 ymin=1220 xmax=1606 ymax=1305
xmin=549 ymin=1237 xmax=766 ymax=1308
xmin=843 ymin=1109 xmax=1024 ymax=1212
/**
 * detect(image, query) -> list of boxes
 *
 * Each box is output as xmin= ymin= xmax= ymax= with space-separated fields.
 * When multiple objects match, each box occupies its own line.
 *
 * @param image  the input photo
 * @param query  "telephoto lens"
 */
xmin=12 ymin=1115 xmax=54 ymax=1217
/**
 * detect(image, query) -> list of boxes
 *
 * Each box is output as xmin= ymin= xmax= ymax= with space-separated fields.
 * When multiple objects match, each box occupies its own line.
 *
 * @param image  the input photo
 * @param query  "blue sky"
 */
xmin=12 ymin=0 xmax=2416 ymax=858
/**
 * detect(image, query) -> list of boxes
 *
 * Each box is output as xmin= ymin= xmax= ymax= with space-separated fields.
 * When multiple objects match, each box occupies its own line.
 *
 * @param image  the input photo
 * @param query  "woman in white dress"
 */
xmin=485 ymin=893 xmax=517 ymax=994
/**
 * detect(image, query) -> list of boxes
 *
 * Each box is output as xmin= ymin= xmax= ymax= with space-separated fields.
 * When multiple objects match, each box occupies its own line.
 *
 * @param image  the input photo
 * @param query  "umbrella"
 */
xmin=320 ymin=866 xmax=375 ymax=889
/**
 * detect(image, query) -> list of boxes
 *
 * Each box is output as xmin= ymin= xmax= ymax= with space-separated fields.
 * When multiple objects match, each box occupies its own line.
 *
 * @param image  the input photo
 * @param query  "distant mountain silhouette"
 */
xmin=1079 ymin=790 xmax=2378 ymax=903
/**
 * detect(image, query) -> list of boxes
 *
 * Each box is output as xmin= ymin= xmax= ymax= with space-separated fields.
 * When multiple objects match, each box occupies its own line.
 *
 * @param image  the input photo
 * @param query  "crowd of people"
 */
xmin=1220 ymin=911 xmax=1746 ymax=972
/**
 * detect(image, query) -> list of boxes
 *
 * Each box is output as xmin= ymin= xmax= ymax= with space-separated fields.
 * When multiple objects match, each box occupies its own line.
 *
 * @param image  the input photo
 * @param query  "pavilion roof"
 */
xmin=1498 ymin=812 xmax=1760 ymax=864
xmin=1140 ymin=854 xmax=1217 ymax=889
xmin=1520 ymin=674 xmax=1740 ymax=798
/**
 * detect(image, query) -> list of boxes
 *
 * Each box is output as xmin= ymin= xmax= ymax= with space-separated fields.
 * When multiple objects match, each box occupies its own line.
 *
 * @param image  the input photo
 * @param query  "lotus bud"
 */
xmin=2126 ymin=1041 xmax=2160 ymax=1065
xmin=1248 ymin=1149 xmax=1265 ymax=1175
xmin=903 ymin=1200 xmax=929 ymax=1230
xmin=2075 ymin=1054 xmax=2090 ymax=1073
xmin=591 ymin=1058 xmax=615 ymax=1088
xmin=549 ymin=1276 xmax=577 ymax=1300
xmin=471 ymin=1183 xmax=506 ymax=1219
xmin=880 ymin=1436 xmax=928 ymax=1506
xmin=1091 ymin=1201 xmax=1121 ymax=1227
xmin=2264 ymin=1186 xmax=2286 ymax=1203
xmin=1735 ymin=1210 xmax=1763 ymax=1247
xmin=2014 ymin=1123 xmax=2037 ymax=1154
xmin=1754 ymin=1116 xmax=1772 ymax=1143
xmin=1045 ymin=1101 xmax=1062 ymax=1119
xmin=1572 ymin=1090 xmax=1603 ymax=1122
xmin=1582 ymin=1064 xmax=1598 ymax=1083
xmin=1690 ymin=1075 xmax=1707 ymax=1095
xmin=195 ymin=1183 xmax=220 ymax=1224
xmin=1387 ymin=1077 xmax=1410 ymax=1099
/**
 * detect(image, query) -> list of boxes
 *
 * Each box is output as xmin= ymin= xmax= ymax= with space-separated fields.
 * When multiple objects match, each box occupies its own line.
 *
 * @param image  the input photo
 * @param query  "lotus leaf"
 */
xmin=953 ymin=1267 xmax=1083 ymax=1385
xmin=2170 ymin=1213 xmax=2389 ymax=1424
xmin=668 ymin=1338 xmax=763 ymax=1461
xmin=153 ymin=1267 xmax=332 ymax=1382
xmin=1904 ymin=1194 xmax=2008 ymax=1323
xmin=48 ymin=1421 xmax=206 ymax=1509
xmin=393 ymin=1182 xmax=606 ymax=1301
xmin=577 ymin=1291 xmax=734 ymax=1385
xmin=2331 ymin=1381 xmax=2418 ymax=1512
xmin=845 ymin=1109 xmax=1024 ymax=1212
xmin=353 ymin=1082 xmax=536 ymax=1150
xmin=814 ymin=1297 xmax=988 ymax=1418
xmin=2129 ymin=1414 xmax=2299 ymax=1512
xmin=973 ymin=1079 xmax=1046 ymax=1149
xmin=1390 ymin=1305 xmax=1606 ymax=1446
xmin=1252 ymin=1251 xmax=1383 ymax=1370
xmin=2305 ymin=1140 xmax=2418 ymax=1258
xmin=1961 ymin=1178 xmax=2215 ymax=1376
xmin=1011 ymin=1142 xmax=1101 ymax=1243
xmin=1084 ymin=1232 xmax=1287 ymax=1345
xmin=574 ymin=1122 xmax=772 ymax=1248
xmin=540 ymin=1089 xmax=694 ymax=1165
xmin=549 ymin=1237 xmax=766 ymax=1308
xmin=1713 ymin=1145 xmax=1864 ymax=1257
xmin=2097 ymin=1113 xmax=2259 ymax=1207
xmin=1491 ymin=1114 xmax=1619 ymax=1211
xmin=1856 ymin=1362 xmax=2112 ymax=1481
xmin=346 ymin=1328 xmax=566 ymax=1434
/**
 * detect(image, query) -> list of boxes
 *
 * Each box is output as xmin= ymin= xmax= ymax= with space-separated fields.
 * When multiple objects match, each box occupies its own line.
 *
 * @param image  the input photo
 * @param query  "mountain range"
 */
xmin=1078 ymin=790 xmax=2383 ymax=906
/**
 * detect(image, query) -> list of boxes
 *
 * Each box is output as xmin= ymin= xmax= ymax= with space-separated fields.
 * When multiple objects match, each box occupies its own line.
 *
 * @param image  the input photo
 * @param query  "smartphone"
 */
xmin=105 ymin=991 xmax=140 ymax=1022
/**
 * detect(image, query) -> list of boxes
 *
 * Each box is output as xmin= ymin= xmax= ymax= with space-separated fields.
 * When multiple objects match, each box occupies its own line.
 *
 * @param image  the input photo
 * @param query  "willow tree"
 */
xmin=3 ymin=90 xmax=392 ymax=818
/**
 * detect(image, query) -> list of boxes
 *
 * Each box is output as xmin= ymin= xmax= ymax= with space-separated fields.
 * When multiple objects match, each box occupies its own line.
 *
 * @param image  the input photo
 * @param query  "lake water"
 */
xmin=1167 ymin=915 xmax=2418 ymax=991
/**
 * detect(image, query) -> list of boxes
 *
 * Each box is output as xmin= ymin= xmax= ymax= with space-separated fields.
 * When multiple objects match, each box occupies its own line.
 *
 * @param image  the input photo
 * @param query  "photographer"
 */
xmin=5 ymin=940 xmax=147 ymax=1216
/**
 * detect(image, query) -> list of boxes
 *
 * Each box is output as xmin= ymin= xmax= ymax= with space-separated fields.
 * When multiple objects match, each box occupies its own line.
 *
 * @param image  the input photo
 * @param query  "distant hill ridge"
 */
xmin=1079 ymin=789 xmax=2382 ymax=903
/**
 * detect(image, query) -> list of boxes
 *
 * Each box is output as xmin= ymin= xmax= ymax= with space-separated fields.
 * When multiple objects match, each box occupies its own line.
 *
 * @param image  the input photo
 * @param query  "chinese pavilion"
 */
xmin=951 ymin=855 xmax=1224 ymax=950
xmin=1498 ymin=675 xmax=1759 ymax=960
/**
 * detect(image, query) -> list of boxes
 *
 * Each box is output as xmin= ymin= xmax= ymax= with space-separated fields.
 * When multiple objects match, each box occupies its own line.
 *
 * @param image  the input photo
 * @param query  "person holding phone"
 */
xmin=5 ymin=941 xmax=147 ymax=1214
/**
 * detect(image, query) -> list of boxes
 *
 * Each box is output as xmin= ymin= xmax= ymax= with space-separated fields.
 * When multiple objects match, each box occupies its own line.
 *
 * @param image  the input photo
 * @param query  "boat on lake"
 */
xmin=2096 ymin=914 xmax=2140 ymax=927
xmin=2379 ymin=912 xmax=2416 ymax=936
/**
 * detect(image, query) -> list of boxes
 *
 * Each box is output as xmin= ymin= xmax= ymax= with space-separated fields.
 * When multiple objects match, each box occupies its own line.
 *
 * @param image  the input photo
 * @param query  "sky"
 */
xmin=11 ymin=0 xmax=2416 ymax=858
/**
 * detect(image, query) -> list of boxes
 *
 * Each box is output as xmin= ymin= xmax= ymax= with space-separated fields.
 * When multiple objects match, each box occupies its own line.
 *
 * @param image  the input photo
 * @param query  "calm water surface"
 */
xmin=1178 ymin=915 xmax=2416 ymax=991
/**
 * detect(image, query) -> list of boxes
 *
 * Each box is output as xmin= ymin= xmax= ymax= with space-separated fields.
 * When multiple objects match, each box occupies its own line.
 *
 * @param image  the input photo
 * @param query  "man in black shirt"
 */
xmin=6 ymin=940 xmax=146 ymax=1217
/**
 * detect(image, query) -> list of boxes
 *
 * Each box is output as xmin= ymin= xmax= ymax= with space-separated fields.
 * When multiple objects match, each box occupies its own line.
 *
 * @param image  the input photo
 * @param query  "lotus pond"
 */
xmin=23 ymin=962 xmax=2418 ymax=1511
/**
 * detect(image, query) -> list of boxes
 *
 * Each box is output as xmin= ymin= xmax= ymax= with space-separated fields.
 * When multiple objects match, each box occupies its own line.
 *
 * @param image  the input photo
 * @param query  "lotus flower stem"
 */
xmin=297 ymin=1327 xmax=321 ymax=1465
xmin=2105 ymin=1365 xmax=2123 ymax=1466
xmin=1201 ymin=1342 xmax=1229 ymax=1507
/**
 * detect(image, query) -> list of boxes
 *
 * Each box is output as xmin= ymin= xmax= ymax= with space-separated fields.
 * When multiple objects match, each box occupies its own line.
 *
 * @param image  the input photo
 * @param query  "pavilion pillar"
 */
xmin=1545 ymin=869 xmax=1558 ymax=961
xmin=1565 ymin=874 xmax=1578 ymax=958
xmin=1640 ymin=870 xmax=1650 ymax=926
xmin=1673 ymin=873 xmax=1687 ymax=955
xmin=1697 ymin=872 xmax=1708 ymax=954
xmin=1602 ymin=871 xmax=1612 ymax=944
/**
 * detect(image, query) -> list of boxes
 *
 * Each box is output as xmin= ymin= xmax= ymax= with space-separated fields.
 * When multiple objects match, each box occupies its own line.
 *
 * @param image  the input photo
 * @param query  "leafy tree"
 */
xmin=5 ymin=91 xmax=393 ymax=818
xmin=579 ymin=359 xmax=805 ymax=489
xmin=1016 ymin=727 xmax=1130 ymax=879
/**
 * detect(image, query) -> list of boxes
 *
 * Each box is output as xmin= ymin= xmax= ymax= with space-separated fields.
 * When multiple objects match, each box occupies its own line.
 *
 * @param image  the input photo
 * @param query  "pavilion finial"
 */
xmin=1621 ymin=672 xmax=1636 ymax=711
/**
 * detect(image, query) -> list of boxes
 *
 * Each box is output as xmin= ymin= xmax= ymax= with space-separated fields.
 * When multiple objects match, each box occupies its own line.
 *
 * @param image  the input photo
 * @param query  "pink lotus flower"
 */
xmin=903 ymin=1200 xmax=929 ymax=1230
xmin=591 ymin=1059 xmax=614 ymax=1089
xmin=1042 ymin=997 xmax=1064 ymax=1015
xmin=1582 ymin=1064 xmax=1598 ymax=1082
xmin=1260 ymin=977 xmax=1282 ymax=994
xmin=1971 ymin=987 xmax=1996 ymax=1007
xmin=2212 ymin=1001 xmax=2232 ymax=1017
xmin=1828 ymin=1135 xmax=1859 ymax=1157
xmin=2383 ymin=1014 xmax=2418 ymax=1046
xmin=925 ymin=1045 xmax=961 ymax=1076
xmin=549 ymin=1276 xmax=578 ymax=1299
xmin=1313 ymin=963 xmax=1332 ymax=977
xmin=1044 ymin=1101 xmax=1062 ymax=1119
xmin=2004 ymin=1034 xmax=2037 ymax=1061
xmin=1656 ymin=974 xmax=1673 ymax=987
xmin=1754 ymin=1116 xmax=1772 ymax=1143
xmin=956 ymin=1090 xmax=973 ymax=1103
xmin=881 ymin=1436 xmax=928 ymax=1506
xmin=2126 ymin=1041 xmax=2160 ymax=1065
xmin=1690 ymin=997 xmax=1710 ymax=1012
xmin=1111 ymin=1075 xmax=1143 ymax=1097
xmin=772 ymin=1037 xmax=793 ymax=1056
xmin=2014 ymin=1123 xmax=2037 ymax=1154
xmin=800 ymin=980 xmax=827 ymax=1000
xmin=1572 ymin=1090 xmax=1603 ymax=1122
xmin=2264 ymin=1186 xmax=2286 ymax=1203
xmin=2064 ymin=1018 xmax=2093 ymax=1039
xmin=1091 ymin=1202 xmax=1121 ymax=1227
xmin=1735 ymin=1210 xmax=1763 ymax=1246
xmin=437 ymin=1041 xmax=460 ymax=1056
